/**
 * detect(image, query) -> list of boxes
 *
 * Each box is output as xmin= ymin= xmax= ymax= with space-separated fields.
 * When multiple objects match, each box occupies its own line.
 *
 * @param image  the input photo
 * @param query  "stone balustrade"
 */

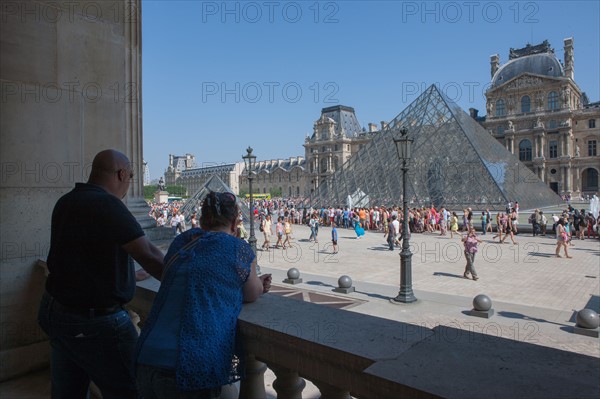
xmin=130 ymin=284 xmax=600 ymax=399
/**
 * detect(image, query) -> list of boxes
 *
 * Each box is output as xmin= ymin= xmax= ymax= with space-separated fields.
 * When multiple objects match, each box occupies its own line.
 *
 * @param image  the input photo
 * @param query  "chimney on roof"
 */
xmin=381 ymin=121 xmax=388 ymax=130
xmin=368 ymin=123 xmax=377 ymax=132
xmin=469 ymin=108 xmax=479 ymax=119
xmin=564 ymin=37 xmax=574 ymax=80
xmin=490 ymin=54 xmax=500 ymax=78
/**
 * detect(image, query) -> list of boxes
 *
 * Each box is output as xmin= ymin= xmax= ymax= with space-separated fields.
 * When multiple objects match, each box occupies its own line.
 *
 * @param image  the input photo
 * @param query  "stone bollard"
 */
xmin=283 ymin=268 xmax=303 ymax=284
xmin=469 ymin=294 xmax=494 ymax=318
xmin=574 ymin=309 xmax=599 ymax=338
xmin=333 ymin=275 xmax=355 ymax=294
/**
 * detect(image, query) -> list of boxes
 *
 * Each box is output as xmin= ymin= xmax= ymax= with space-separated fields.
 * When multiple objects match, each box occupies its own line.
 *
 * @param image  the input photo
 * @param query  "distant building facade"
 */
xmin=303 ymin=105 xmax=380 ymax=196
xmin=482 ymin=38 xmax=599 ymax=196
xmin=238 ymin=156 xmax=306 ymax=198
xmin=143 ymin=160 xmax=150 ymax=186
xmin=172 ymin=38 xmax=598 ymax=199
xmin=171 ymin=106 xmax=381 ymax=198
xmin=164 ymin=153 xmax=197 ymax=185
xmin=178 ymin=162 xmax=245 ymax=195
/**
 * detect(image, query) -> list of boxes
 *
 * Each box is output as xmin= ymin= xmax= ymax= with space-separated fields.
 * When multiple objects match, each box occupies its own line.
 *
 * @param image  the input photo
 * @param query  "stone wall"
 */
xmin=0 ymin=0 xmax=142 ymax=380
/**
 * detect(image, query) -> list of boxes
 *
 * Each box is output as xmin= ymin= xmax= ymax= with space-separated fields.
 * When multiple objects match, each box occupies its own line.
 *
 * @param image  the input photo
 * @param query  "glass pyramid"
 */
xmin=179 ymin=174 xmax=251 ymax=224
xmin=307 ymin=85 xmax=562 ymax=211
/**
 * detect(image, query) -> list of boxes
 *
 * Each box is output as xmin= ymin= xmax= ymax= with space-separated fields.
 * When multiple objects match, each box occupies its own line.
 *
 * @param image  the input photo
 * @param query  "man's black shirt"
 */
xmin=46 ymin=183 xmax=145 ymax=308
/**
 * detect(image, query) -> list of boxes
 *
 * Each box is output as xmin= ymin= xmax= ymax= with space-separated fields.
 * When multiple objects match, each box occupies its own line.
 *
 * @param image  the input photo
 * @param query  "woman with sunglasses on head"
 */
xmin=135 ymin=191 xmax=272 ymax=399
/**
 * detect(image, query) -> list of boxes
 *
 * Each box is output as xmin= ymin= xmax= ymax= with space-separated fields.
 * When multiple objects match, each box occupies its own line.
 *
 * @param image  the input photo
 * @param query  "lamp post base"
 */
xmin=390 ymin=293 xmax=417 ymax=304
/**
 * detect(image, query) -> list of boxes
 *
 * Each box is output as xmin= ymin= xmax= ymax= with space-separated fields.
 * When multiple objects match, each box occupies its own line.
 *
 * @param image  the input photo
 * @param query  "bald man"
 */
xmin=38 ymin=149 xmax=164 ymax=399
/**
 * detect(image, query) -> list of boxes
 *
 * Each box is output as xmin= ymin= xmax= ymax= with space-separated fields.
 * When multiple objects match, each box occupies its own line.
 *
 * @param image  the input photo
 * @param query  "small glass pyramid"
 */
xmin=179 ymin=174 xmax=251 ymax=223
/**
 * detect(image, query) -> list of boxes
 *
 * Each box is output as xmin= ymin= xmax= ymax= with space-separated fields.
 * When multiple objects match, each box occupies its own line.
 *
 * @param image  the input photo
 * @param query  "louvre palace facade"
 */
xmin=169 ymin=105 xmax=383 ymax=198
xmin=170 ymin=38 xmax=598 ymax=200
xmin=482 ymin=38 xmax=599 ymax=196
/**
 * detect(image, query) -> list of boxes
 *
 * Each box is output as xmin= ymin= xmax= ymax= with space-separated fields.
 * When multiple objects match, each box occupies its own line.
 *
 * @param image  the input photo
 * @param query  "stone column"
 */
xmin=0 ymin=0 xmax=144 ymax=381
xmin=564 ymin=132 xmax=571 ymax=158
xmin=126 ymin=0 xmax=143 ymax=200
xmin=573 ymin=166 xmax=580 ymax=194
xmin=540 ymin=165 xmax=546 ymax=182
xmin=565 ymin=163 xmax=573 ymax=192
xmin=271 ymin=366 xmax=306 ymax=399
xmin=558 ymin=134 xmax=564 ymax=158
xmin=313 ymin=380 xmax=351 ymax=399
xmin=238 ymin=354 xmax=267 ymax=399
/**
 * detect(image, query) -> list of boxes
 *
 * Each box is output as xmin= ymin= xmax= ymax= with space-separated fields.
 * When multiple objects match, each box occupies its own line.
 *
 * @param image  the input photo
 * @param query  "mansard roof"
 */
xmin=250 ymin=157 xmax=306 ymax=174
xmin=492 ymin=45 xmax=565 ymax=88
xmin=320 ymin=105 xmax=363 ymax=138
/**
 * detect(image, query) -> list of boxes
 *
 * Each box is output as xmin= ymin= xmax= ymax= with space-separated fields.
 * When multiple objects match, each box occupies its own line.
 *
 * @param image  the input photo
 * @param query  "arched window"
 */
xmin=497 ymin=126 xmax=504 ymax=135
xmin=495 ymin=99 xmax=506 ymax=116
xmin=548 ymin=91 xmax=559 ymax=110
xmin=519 ymin=139 xmax=532 ymax=161
xmin=320 ymin=158 xmax=328 ymax=173
xmin=289 ymin=187 xmax=292 ymax=196
xmin=582 ymin=168 xmax=599 ymax=191
xmin=333 ymin=157 xmax=339 ymax=170
xmin=521 ymin=96 xmax=531 ymax=113
xmin=296 ymin=186 xmax=300 ymax=196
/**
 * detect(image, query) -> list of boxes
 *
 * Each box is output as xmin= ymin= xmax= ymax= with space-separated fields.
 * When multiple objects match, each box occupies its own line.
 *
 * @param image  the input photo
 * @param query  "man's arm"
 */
xmin=122 ymin=236 xmax=164 ymax=281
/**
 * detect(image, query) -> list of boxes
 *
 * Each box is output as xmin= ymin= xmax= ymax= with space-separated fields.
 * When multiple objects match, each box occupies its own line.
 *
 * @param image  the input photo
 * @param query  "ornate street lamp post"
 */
xmin=243 ymin=147 xmax=260 ymax=274
xmin=391 ymin=128 xmax=417 ymax=303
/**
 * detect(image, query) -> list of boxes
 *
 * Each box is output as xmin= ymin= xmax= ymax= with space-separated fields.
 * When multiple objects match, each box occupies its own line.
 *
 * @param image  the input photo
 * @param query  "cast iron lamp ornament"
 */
xmin=242 ymin=146 xmax=260 ymax=274
xmin=391 ymin=127 xmax=417 ymax=303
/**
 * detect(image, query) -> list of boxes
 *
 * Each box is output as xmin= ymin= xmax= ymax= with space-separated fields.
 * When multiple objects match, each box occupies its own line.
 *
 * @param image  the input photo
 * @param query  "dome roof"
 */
xmin=491 ymin=53 xmax=564 ymax=88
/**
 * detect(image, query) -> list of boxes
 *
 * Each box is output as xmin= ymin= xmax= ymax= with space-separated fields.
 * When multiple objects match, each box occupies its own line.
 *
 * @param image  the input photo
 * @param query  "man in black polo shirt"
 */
xmin=38 ymin=149 xmax=164 ymax=399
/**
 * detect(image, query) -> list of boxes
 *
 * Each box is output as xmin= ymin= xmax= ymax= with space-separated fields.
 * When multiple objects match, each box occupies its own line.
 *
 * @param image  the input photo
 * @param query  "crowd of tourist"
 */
xmin=148 ymin=196 xmax=600 ymax=246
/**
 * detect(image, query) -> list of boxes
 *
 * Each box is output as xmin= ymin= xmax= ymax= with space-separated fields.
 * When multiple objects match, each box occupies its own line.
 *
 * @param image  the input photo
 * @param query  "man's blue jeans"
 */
xmin=38 ymin=292 xmax=138 ymax=399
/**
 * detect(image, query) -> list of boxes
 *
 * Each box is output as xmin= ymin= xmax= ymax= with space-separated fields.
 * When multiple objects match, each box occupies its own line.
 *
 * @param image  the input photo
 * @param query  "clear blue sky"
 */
xmin=142 ymin=0 xmax=600 ymax=180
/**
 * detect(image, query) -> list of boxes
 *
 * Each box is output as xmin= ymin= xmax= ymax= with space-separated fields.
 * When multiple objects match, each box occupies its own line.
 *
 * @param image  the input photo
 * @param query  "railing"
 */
xmin=130 ymin=284 xmax=600 ymax=399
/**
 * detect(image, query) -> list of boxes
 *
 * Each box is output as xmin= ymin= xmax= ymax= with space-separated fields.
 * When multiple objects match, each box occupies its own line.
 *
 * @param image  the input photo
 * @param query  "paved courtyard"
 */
xmin=255 ymin=223 xmax=600 ymax=357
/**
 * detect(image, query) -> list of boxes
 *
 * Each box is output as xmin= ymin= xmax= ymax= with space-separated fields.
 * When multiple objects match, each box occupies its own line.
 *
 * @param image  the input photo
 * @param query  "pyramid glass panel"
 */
xmin=179 ymin=174 xmax=250 ymax=223
xmin=306 ymin=85 xmax=562 ymax=211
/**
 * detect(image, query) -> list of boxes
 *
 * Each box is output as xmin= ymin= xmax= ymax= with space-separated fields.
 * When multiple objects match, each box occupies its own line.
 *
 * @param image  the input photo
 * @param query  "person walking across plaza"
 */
xmin=387 ymin=215 xmax=399 ymax=250
xmin=275 ymin=217 xmax=284 ymax=249
xmin=462 ymin=226 xmax=482 ymax=280
xmin=450 ymin=211 xmax=459 ymax=238
xmin=555 ymin=218 xmax=572 ymax=258
xmin=331 ymin=225 xmax=339 ymax=254
xmin=38 ymin=149 xmax=165 ymax=399
xmin=283 ymin=217 xmax=293 ymax=249
xmin=309 ymin=213 xmax=319 ymax=243
xmin=260 ymin=214 xmax=272 ymax=251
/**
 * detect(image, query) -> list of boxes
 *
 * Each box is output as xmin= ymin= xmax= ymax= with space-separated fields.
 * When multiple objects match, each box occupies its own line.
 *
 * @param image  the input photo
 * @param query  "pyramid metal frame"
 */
xmin=179 ymin=174 xmax=250 ymax=224
xmin=306 ymin=85 xmax=562 ymax=211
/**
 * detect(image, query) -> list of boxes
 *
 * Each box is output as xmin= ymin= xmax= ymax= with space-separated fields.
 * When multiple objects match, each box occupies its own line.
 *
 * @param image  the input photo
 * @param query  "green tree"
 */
xmin=143 ymin=185 xmax=155 ymax=200
xmin=270 ymin=187 xmax=282 ymax=197
xmin=143 ymin=185 xmax=188 ymax=200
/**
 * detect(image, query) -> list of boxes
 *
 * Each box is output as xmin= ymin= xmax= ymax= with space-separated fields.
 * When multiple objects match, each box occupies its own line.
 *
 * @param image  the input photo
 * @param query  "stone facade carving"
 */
xmin=505 ymin=76 xmax=543 ymax=90
xmin=482 ymin=38 xmax=600 ymax=196
xmin=535 ymin=117 xmax=545 ymax=129
xmin=535 ymin=91 xmax=545 ymax=111
xmin=507 ymin=96 xmax=515 ymax=113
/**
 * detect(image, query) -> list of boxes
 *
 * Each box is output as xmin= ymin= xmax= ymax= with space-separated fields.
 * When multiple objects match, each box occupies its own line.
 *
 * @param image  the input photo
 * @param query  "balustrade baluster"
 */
xmin=271 ymin=366 xmax=306 ymax=399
